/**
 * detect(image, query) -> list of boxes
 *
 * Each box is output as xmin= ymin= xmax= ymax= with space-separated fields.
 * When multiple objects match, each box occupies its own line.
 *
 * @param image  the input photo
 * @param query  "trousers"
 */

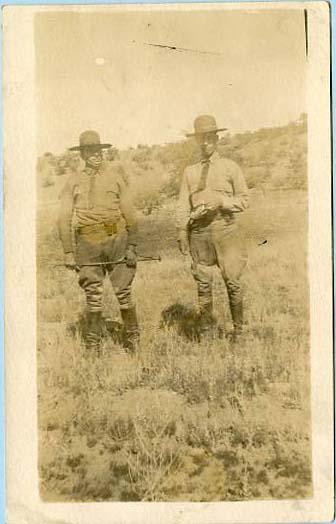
xmin=188 ymin=221 xmax=248 ymax=308
xmin=75 ymin=228 xmax=136 ymax=312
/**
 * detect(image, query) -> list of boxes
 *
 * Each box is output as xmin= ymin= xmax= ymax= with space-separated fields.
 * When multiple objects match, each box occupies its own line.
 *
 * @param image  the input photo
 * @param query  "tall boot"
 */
xmin=229 ymin=301 xmax=244 ymax=341
xmin=85 ymin=311 xmax=102 ymax=352
xmin=121 ymin=307 xmax=140 ymax=354
xmin=199 ymin=299 xmax=215 ymax=337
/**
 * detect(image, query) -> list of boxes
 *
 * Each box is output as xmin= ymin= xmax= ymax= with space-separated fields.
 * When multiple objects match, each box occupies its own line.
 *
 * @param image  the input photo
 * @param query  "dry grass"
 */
xmin=37 ymin=186 xmax=312 ymax=501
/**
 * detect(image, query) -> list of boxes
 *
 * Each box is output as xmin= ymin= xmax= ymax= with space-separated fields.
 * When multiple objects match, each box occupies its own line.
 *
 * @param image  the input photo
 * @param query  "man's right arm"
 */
xmin=176 ymin=170 xmax=191 ymax=254
xmin=176 ymin=169 xmax=191 ymax=231
xmin=57 ymin=178 xmax=75 ymax=254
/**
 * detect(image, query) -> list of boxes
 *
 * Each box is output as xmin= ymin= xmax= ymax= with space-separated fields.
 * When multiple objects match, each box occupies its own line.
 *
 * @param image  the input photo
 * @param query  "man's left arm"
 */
xmin=118 ymin=172 xmax=138 ymax=266
xmin=221 ymin=162 xmax=249 ymax=213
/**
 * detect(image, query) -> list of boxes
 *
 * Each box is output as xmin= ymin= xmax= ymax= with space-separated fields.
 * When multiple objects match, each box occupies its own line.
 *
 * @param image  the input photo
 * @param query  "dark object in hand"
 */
xmin=125 ymin=246 xmax=137 ymax=268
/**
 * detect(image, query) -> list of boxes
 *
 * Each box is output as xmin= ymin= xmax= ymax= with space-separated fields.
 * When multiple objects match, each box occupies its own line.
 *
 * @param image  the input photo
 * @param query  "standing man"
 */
xmin=58 ymin=130 xmax=139 ymax=353
xmin=177 ymin=115 xmax=249 ymax=341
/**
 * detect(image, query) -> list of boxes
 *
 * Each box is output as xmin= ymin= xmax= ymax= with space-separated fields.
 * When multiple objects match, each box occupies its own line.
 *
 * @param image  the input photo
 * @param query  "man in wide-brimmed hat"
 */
xmin=177 ymin=115 xmax=249 ymax=341
xmin=58 ymin=130 xmax=139 ymax=353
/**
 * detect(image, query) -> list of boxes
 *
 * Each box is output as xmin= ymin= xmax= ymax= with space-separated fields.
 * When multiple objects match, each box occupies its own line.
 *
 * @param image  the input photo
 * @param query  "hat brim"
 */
xmin=69 ymin=143 xmax=112 ymax=151
xmin=186 ymin=127 xmax=227 ymax=137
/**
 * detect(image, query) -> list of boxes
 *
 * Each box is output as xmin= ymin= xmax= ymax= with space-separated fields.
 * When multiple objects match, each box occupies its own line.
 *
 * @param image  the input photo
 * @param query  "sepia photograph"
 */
xmin=4 ymin=2 xmax=333 ymax=523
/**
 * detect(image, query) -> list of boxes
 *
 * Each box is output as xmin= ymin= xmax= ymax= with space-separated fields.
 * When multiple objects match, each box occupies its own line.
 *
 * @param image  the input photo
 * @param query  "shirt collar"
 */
xmin=201 ymin=151 xmax=220 ymax=164
xmin=83 ymin=165 xmax=102 ymax=176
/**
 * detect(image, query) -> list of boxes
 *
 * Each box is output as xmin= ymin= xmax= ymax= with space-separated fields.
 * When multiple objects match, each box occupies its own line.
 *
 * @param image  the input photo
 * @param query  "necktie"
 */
xmin=88 ymin=172 xmax=96 ymax=209
xmin=197 ymin=160 xmax=210 ymax=192
xmin=190 ymin=160 xmax=210 ymax=209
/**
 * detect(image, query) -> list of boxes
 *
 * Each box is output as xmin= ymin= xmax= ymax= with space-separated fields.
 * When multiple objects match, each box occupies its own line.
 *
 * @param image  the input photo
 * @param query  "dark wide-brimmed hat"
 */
xmin=69 ymin=130 xmax=112 ymax=151
xmin=186 ymin=115 xmax=227 ymax=137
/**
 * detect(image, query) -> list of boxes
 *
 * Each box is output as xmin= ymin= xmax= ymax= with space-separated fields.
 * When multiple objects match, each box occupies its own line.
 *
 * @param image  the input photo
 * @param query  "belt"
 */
xmin=76 ymin=222 xmax=119 ymax=236
xmin=189 ymin=209 xmax=234 ymax=230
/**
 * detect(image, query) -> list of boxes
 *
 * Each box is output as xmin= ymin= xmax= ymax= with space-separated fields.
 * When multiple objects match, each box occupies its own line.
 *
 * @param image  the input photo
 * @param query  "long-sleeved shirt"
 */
xmin=58 ymin=161 xmax=137 ymax=253
xmin=176 ymin=152 xmax=249 ymax=231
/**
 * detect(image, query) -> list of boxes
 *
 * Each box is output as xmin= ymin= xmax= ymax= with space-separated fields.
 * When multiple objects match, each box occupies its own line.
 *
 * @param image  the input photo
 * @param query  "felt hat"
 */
xmin=69 ymin=130 xmax=111 ymax=151
xmin=186 ymin=115 xmax=227 ymax=137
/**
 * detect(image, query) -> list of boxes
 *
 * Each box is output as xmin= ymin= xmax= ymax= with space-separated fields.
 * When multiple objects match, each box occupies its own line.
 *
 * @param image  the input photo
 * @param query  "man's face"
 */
xmin=80 ymin=146 xmax=103 ymax=170
xmin=196 ymin=132 xmax=218 ymax=158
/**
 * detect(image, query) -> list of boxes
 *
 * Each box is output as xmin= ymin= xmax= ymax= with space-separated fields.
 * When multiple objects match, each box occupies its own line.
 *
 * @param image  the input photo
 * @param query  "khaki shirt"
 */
xmin=58 ymin=161 xmax=137 ymax=253
xmin=177 ymin=152 xmax=249 ymax=231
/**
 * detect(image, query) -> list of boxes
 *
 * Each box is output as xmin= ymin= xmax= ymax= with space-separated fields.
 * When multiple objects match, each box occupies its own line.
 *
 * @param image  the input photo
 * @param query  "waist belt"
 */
xmin=189 ymin=207 xmax=233 ymax=229
xmin=76 ymin=222 xmax=119 ymax=236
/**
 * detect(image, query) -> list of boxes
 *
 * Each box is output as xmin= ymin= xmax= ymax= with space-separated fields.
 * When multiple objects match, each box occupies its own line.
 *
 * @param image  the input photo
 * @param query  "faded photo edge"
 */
xmin=4 ymin=2 xmax=334 ymax=523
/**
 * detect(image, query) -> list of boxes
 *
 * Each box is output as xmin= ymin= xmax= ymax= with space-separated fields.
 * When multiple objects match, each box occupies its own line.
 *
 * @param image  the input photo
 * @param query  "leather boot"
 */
xmin=121 ymin=307 xmax=140 ymax=354
xmin=85 ymin=311 xmax=102 ymax=352
xmin=199 ymin=300 xmax=215 ymax=337
xmin=229 ymin=301 xmax=244 ymax=342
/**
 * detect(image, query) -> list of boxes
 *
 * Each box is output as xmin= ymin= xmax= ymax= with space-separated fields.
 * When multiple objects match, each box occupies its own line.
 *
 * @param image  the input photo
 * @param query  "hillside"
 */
xmin=37 ymin=114 xmax=307 ymax=211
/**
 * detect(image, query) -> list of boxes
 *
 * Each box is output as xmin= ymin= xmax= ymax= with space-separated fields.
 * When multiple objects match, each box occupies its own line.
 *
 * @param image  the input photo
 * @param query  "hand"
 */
xmin=178 ymin=230 xmax=189 ymax=255
xmin=125 ymin=245 xmax=137 ymax=268
xmin=201 ymin=189 xmax=223 ymax=211
xmin=64 ymin=252 xmax=79 ymax=272
xmin=221 ymin=196 xmax=233 ymax=211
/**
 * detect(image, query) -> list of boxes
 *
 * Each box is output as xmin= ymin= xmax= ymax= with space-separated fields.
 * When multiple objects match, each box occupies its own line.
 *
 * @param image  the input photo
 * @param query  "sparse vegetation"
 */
xmin=37 ymin=118 xmax=311 ymax=502
xmin=37 ymin=115 xmax=307 ymax=210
